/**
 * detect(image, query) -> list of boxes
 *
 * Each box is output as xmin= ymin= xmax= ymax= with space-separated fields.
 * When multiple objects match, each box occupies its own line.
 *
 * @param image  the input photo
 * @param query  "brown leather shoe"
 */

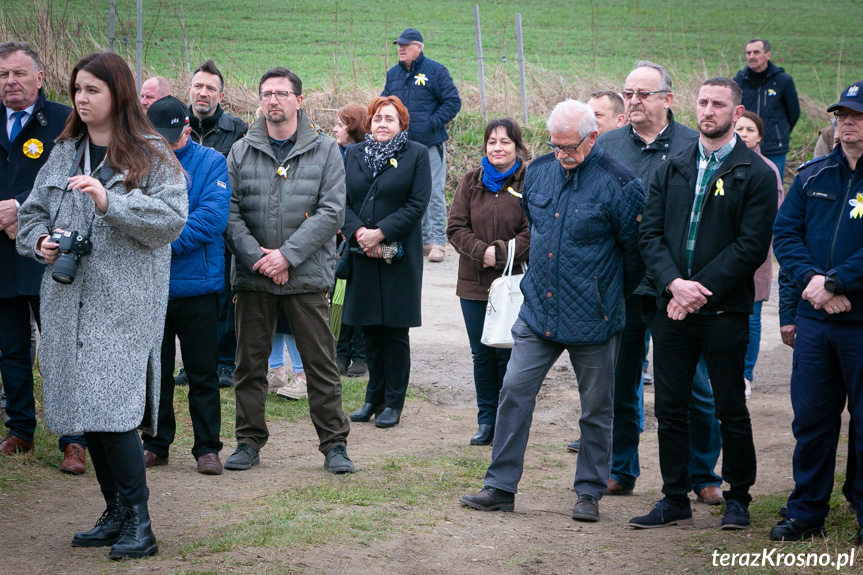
xmin=0 ymin=434 xmax=34 ymax=455
xmin=143 ymin=450 xmax=168 ymax=468
xmin=696 ymin=485 xmax=724 ymax=505
xmin=60 ymin=443 xmax=86 ymax=474
xmin=604 ymin=478 xmax=633 ymax=496
xmin=196 ymin=453 xmax=223 ymax=475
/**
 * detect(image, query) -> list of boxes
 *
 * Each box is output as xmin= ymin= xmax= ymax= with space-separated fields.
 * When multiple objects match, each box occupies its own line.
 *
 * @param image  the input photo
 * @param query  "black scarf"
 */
xmin=363 ymin=131 xmax=408 ymax=173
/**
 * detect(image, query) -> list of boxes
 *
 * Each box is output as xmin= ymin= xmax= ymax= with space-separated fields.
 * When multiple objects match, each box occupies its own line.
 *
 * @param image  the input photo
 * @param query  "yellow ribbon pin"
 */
xmin=389 ymin=158 xmax=398 ymax=168
xmin=713 ymin=178 xmax=724 ymax=196
xmin=507 ymin=186 xmax=522 ymax=198
xmin=414 ymin=73 xmax=428 ymax=87
xmin=23 ymin=138 xmax=43 ymax=159
xmin=850 ymin=193 xmax=863 ymax=219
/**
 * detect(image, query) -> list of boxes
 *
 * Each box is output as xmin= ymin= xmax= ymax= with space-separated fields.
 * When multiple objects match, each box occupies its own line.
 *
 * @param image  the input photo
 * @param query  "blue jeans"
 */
xmin=269 ymin=332 xmax=304 ymax=373
xmin=764 ymin=153 xmax=786 ymax=182
xmin=460 ymin=299 xmax=511 ymax=425
xmin=743 ymin=300 xmax=763 ymax=382
xmin=485 ymin=318 xmax=618 ymax=499
xmin=787 ymin=316 xmax=863 ymax=526
xmin=422 ymin=143 xmax=447 ymax=245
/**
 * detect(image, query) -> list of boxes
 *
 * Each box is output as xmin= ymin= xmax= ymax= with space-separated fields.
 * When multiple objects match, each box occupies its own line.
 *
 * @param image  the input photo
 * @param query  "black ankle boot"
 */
xmin=72 ymin=492 xmax=124 ymax=547
xmin=375 ymin=407 xmax=402 ymax=428
xmin=108 ymin=502 xmax=159 ymax=559
xmin=350 ymin=402 xmax=384 ymax=422
xmin=470 ymin=424 xmax=494 ymax=446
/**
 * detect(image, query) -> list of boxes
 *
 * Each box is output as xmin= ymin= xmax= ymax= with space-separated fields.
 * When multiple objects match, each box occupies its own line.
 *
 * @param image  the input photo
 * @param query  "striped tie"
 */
xmin=9 ymin=111 xmax=25 ymax=142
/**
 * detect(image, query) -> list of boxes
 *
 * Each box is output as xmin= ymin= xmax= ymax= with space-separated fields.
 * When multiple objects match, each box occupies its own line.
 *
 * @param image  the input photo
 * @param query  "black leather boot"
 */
xmin=375 ymin=407 xmax=402 ymax=428
xmin=72 ymin=492 xmax=123 ymax=547
xmin=470 ymin=424 xmax=494 ymax=446
xmin=349 ymin=402 xmax=384 ymax=422
xmin=108 ymin=502 xmax=159 ymax=559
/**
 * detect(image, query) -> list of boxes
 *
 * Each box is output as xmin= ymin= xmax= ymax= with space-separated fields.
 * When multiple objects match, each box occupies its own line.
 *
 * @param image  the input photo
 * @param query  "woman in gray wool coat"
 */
xmin=16 ymin=52 xmax=187 ymax=560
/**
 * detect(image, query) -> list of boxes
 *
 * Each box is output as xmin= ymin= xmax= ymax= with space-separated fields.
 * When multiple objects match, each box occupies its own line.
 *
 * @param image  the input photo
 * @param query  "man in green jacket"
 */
xmin=223 ymin=67 xmax=354 ymax=474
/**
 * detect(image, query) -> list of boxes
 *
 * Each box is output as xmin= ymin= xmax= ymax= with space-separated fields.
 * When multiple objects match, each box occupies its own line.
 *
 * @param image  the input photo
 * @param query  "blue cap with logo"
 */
xmin=827 ymin=81 xmax=863 ymax=114
xmin=393 ymin=28 xmax=423 ymax=45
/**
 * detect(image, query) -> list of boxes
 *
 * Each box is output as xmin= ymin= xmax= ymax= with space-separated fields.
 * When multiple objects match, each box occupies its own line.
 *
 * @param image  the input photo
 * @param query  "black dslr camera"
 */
xmin=48 ymin=230 xmax=93 ymax=284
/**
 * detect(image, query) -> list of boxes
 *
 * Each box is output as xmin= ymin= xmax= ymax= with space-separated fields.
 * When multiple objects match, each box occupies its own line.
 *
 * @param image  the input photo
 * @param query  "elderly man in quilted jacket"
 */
xmin=223 ymin=67 xmax=353 ymax=474
xmin=460 ymin=99 xmax=645 ymax=522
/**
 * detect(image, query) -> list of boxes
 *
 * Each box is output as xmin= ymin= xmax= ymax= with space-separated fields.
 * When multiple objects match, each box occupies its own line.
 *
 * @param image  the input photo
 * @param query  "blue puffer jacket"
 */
xmin=169 ymin=138 xmax=231 ymax=299
xmin=520 ymin=146 xmax=645 ymax=345
xmin=773 ymin=146 xmax=863 ymax=322
xmin=734 ymin=61 xmax=800 ymax=157
xmin=382 ymin=53 xmax=461 ymax=147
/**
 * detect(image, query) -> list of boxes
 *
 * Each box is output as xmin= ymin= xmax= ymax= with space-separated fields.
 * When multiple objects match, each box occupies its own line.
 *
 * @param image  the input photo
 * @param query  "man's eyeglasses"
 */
xmin=621 ymin=89 xmax=668 ymax=101
xmin=259 ymin=91 xmax=296 ymax=102
xmin=547 ymin=134 xmax=588 ymax=155
xmin=835 ymin=110 xmax=862 ymax=122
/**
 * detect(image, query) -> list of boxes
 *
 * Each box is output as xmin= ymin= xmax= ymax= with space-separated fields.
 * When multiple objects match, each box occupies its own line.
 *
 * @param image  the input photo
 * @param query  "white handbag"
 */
xmin=481 ymin=239 xmax=527 ymax=348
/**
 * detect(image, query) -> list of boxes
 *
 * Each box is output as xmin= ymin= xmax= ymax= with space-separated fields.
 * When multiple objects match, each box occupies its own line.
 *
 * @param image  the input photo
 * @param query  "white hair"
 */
xmin=546 ymin=99 xmax=597 ymax=138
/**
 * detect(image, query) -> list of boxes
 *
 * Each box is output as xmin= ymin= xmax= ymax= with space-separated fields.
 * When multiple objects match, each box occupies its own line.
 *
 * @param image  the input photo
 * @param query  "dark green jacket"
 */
xmin=225 ymin=110 xmax=345 ymax=294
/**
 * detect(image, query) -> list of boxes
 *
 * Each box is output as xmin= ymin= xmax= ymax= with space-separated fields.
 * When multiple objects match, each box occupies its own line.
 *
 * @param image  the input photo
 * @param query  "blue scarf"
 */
xmin=481 ymin=157 xmax=520 ymax=193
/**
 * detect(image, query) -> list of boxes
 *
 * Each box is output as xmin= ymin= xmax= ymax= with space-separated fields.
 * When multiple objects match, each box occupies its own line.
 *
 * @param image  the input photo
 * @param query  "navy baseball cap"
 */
xmin=827 ymin=81 xmax=863 ymax=114
xmin=146 ymin=95 xmax=189 ymax=143
xmin=394 ymin=28 xmax=423 ymax=44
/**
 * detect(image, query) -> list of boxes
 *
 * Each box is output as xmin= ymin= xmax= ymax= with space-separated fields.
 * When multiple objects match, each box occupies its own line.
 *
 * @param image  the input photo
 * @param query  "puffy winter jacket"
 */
xmin=382 ymin=53 xmax=461 ymax=147
xmin=169 ymin=138 xmax=230 ymax=299
xmin=225 ymin=110 xmax=345 ymax=294
xmin=520 ymin=146 xmax=645 ymax=345
xmin=734 ymin=62 xmax=800 ymax=156
xmin=773 ymin=146 xmax=863 ymax=322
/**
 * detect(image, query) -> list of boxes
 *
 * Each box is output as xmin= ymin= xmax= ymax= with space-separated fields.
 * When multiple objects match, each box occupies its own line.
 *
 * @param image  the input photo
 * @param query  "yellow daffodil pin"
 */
xmin=850 ymin=193 xmax=863 ymax=219
xmin=507 ymin=186 xmax=522 ymax=198
xmin=389 ymin=158 xmax=398 ymax=168
xmin=23 ymin=138 xmax=43 ymax=159
xmin=414 ymin=73 xmax=428 ymax=86
xmin=714 ymin=178 xmax=725 ymax=196
xmin=277 ymin=166 xmax=289 ymax=178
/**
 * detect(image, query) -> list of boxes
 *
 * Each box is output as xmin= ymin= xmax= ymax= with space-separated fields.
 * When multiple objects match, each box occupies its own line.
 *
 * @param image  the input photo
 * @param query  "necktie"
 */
xmin=10 ymin=111 xmax=25 ymax=142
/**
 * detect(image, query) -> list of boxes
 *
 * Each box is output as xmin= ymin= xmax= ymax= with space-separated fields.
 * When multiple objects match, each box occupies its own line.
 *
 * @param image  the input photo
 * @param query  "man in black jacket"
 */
xmin=733 ymin=38 xmax=800 ymax=177
xmin=186 ymin=60 xmax=247 ymax=388
xmin=632 ymin=77 xmax=777 ymax=531
xmin=591 ymin=61 xmax=722 ymax=505
xmin=0 ymin=41 xmax=87 ymax=474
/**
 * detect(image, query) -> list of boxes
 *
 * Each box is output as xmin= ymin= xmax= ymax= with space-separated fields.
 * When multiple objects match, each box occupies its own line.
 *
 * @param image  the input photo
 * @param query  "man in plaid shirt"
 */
xmin=632 ymin=77 xmax=777 ymax=531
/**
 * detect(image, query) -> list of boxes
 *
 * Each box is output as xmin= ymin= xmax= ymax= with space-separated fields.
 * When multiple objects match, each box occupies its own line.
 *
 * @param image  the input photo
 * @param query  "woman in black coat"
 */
xmin=341 ymin=96 xmax=431 ymax=428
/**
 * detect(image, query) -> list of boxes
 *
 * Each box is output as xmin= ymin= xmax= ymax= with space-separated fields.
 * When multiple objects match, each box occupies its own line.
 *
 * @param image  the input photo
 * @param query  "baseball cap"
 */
xmin=827 ymin=81 xmax=863 ymax=114
xmin=393 ymin=28 xmax=423 ymax=45
xmin=146 ymin=95 xmax=189 ymax=143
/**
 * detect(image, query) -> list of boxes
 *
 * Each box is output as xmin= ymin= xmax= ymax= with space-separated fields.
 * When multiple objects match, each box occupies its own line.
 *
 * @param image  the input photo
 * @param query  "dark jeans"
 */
xmin=217 ymin=246 xmax=236 ymax=370
xmin=0 ymin=295 xmax=85 ymax=450
xmin=787 ymin=316 xmax=863 ymax=525
xmin=142 ymin=294 xmax=223 ymax=459
xmin=336 ymin=324 xmax=366 ymax=363
xmin=86 ymin=430 xmax=149 ymax=506
xmin=652 ymin=311 xmax=756 ymax=505
xmin=363 ymin=325 xmax=411 ymax=410
xmin=234 ymin=290 xmax=349 ymax=454
xmin=460 ymin=298 xmax=511 ymax=425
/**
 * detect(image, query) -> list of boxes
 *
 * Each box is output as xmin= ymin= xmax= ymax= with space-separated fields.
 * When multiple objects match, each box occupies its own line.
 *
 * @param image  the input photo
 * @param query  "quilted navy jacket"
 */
xmin=382 ymin=53 xmax=461 ymax=147
xmin=734 ymin=61 xmax=800 ymax=156
xmin=168 ymin=138 xmax=230 ymax=299
xmin=519 ymin=146 xmax=645 ymax=345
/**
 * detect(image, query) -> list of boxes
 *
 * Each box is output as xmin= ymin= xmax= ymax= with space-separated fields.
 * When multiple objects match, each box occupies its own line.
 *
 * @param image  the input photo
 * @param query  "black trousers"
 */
xmin=85 ymin=430 xmax=149 ymax=506
xmin=363 ymin=325 xmax=411 ymax=410
xmin=652 ymin=311 xmax=756 ymax=505
xmin=142 ymin=293 xmax=223 ymax=459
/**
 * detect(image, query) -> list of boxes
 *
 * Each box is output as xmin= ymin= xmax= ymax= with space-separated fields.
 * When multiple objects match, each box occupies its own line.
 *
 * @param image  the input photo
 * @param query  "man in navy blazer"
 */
xmin=0 ymin=41 xmax=88 ymax=473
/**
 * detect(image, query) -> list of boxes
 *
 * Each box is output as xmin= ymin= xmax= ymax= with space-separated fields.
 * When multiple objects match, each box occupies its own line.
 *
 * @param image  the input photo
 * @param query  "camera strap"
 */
xmin=50 ymin=136 xmax=97 ymax=237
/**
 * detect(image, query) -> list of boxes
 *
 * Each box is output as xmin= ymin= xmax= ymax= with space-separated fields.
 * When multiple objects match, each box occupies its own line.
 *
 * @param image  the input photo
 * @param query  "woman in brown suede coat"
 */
xmin=447 ymin=118 xmax=530 ymax=446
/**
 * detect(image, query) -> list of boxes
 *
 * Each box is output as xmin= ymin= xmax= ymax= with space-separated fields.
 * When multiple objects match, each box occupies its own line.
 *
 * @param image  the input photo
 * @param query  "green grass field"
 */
xmin=5 ymin=0 xmax=862 ymax=101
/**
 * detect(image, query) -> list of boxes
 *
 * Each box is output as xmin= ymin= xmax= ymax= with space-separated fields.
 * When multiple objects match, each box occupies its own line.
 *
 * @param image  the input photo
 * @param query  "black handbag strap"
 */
xmin=356 ymin=177 xmax=379 ymax=224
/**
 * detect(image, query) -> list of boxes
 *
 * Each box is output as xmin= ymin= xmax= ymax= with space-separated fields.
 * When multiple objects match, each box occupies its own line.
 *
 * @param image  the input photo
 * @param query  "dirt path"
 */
xmin=0 ymin=245 xmax=802 ymax=575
